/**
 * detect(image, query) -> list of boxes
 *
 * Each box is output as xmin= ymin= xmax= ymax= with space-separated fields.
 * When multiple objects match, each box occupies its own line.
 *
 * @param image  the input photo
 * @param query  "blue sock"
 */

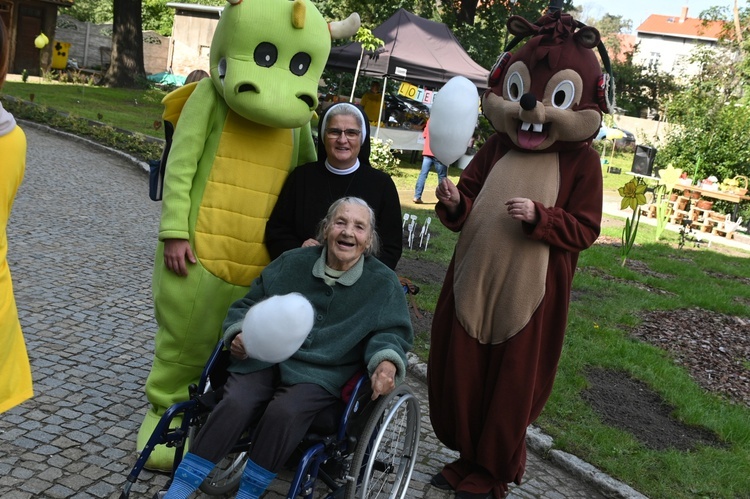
xmin=235 ymin=458 xmax=276 ymax=499
xmin=163 ymin=452 xmax=214 ymax=499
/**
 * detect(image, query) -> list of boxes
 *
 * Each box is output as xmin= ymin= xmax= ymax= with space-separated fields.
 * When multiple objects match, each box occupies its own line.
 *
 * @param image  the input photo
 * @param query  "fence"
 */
xmin=54 ymin=14 xmax=169 ymax=75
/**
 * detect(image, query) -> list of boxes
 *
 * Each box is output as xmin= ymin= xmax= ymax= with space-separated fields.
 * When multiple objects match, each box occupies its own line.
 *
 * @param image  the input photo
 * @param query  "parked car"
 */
xmin=381 ymin=93 xmax=429 ymax=130
xmin=595 ymin=125 xmax=636 ymax=150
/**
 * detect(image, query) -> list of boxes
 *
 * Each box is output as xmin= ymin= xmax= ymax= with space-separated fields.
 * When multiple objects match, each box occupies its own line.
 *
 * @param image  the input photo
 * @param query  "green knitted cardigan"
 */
xmin=223 ymin=246 xmax=413 ymax=396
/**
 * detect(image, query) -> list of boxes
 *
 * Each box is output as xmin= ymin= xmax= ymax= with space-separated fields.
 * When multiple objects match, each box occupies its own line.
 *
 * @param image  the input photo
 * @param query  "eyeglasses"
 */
xmin=325 ymin=128 xmax=362 ymax=140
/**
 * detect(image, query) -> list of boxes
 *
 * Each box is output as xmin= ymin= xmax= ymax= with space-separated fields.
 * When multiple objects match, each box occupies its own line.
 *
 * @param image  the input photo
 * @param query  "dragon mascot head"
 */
xmin=209 ymin=0 xmax=359 ymax=128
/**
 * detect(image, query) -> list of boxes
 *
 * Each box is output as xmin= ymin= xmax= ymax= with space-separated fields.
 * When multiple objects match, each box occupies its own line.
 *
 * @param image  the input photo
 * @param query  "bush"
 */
xmin=370 ymin=137 xmax=401 ymax=177
xmin=1 ymin=95 xmax=163 ymax=162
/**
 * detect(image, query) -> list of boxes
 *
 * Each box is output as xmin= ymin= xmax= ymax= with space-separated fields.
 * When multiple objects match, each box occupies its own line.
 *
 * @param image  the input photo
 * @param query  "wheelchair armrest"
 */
xmin=338 ymin=374 xmax=376 ymax=440
xmin=197 ymin=341 xmax=231 ymax=395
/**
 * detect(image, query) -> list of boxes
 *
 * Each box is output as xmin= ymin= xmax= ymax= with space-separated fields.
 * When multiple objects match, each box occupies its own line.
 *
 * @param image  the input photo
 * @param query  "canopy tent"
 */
xmin=325 ymin=9 xmax=489 ymax=91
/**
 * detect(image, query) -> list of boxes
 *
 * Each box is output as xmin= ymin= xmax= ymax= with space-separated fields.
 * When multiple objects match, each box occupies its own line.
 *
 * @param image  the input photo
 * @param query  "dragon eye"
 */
xmin=254 ymin=42 xmax=278 ymax=67
xmin=289 ymin=52 xmax=312 ymax=76
xmin=506 ymin=71 xmax=524 ymax=101
xmin=552 ymin=80 xmax=576 ymax=109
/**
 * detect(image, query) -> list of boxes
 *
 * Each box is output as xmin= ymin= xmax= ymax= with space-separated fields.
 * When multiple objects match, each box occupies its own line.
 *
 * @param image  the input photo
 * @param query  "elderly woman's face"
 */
xmin=325 ymin=202 xmax=371 ymax=271
xmin=324 ymin=114 xmax=362 ymax=170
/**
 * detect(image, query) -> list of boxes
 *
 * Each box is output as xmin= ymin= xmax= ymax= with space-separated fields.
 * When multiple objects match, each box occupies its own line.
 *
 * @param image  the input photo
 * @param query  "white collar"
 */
xmin=325 ymin=159 xmax=360 ymax=175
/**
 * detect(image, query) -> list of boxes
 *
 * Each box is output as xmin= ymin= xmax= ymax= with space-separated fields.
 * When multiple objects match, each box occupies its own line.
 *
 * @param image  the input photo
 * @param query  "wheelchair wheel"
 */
xmin=187 ymin=425 xmax=248 ymax=495
xmin=344 ymin=384 xmax=420 ymax=499
xmin=199 ymin=450 xmax=248 ymax=495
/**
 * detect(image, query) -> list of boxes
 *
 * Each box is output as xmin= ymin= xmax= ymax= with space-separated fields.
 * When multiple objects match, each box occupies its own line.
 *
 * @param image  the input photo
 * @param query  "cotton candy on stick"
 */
xmin=241 ymin=293 xmax=314 ymax=363
xmin=429 ymin=76 xmax=479 ymax=166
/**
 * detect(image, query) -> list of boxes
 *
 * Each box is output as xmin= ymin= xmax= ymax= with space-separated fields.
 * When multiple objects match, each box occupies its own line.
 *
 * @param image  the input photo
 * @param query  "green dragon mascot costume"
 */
xmin=137 ymin=0 xmax=360 ymax=469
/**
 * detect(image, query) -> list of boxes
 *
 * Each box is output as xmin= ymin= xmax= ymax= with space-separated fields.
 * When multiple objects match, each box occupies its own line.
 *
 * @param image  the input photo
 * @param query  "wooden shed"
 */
xmin=1 ymin=0 xmax=72 ymax=76
xmin=165 ymin=2 xmax=221 ymax=77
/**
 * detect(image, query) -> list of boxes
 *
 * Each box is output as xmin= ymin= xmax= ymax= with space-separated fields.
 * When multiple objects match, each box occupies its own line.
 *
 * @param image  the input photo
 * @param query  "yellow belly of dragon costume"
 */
xmin=195 ymin=111 xmax=293 ymax=285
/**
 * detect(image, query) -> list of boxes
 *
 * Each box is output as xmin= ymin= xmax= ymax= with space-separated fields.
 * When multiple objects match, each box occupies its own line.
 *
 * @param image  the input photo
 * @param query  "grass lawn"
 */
xmin=4 ymin=81 xmax=749 ymax=498
xmin=2 ymin=79 xmax=167 ymax=138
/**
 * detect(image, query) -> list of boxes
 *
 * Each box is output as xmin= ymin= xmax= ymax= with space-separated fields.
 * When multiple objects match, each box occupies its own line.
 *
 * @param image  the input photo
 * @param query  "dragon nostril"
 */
xmin=299 ymin=95 xmax=314 ymax=108
xmin=238 ymin=84 xmax=258 ymax=93
xmin=520 ymin=93 xmax=537 ymax=111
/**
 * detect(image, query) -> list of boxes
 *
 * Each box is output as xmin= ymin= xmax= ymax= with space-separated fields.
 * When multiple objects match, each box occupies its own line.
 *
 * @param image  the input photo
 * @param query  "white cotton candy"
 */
xmin=429 ymin=76 xmax=480 ymax=166
xmin=241 ymin=293 xmax=315 ymax=363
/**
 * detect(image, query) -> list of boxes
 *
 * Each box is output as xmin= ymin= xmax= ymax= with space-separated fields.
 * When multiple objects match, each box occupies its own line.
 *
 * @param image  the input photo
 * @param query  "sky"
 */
xmin=580 ymin=0 xmax=744 ymax=31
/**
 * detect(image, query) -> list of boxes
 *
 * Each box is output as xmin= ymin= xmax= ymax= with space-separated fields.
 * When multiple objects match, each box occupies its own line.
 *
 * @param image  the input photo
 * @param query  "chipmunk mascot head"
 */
xmin=483 ymin=10 xmax=612 ymax=151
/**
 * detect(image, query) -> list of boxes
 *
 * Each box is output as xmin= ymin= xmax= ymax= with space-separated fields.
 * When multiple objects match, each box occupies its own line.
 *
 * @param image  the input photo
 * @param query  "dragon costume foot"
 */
xmin=136 ymin=409 xmax=185 ymax=472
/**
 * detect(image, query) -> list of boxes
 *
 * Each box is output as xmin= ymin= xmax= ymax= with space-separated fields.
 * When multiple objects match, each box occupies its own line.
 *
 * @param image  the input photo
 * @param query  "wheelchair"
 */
xmin=120 ymin=341 xmax=421 ymax=499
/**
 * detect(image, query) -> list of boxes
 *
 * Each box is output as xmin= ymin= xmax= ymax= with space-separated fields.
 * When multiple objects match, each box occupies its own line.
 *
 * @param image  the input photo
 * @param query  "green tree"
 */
xmin=142 ymin=0 xmax=174 ymax=35
xmin=611 ymin=54 xmax=677 ymax=117
xmin=65 ymin=0 xmax=113 ymax=24
xmin=659 ymin=40 xmax=750 ymax=213
xmin=587 ymin=14 xmax=632 ymax=56
xmin=314 ymin=0 xmax=437 ymax=27
xmin=65 ymin=0 xmax=221 ymax=35
xmin=440 ymin=0 xmax=576 ymax=70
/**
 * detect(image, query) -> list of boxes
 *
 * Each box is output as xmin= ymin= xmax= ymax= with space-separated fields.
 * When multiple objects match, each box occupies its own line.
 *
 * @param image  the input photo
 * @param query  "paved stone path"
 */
xmin=1 ymin=124 xmax=627 ymax=498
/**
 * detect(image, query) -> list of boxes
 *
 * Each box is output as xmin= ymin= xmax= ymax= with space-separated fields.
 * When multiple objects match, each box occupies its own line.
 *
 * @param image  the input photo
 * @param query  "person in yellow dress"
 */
xmin=0 ymin=19 xmax=33 ymax=413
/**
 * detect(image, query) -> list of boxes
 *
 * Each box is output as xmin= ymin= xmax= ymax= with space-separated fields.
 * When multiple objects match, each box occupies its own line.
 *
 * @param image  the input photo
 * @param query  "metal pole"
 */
xmin=349 ymin=45 xmax=364 ymax=102
xmin=375 ymin=76 xmax=387 ymax=139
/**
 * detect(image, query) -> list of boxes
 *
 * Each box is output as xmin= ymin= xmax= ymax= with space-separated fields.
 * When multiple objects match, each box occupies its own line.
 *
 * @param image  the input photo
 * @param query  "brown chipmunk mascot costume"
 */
xmin=427 ymin=8 xmax=608 ymax=499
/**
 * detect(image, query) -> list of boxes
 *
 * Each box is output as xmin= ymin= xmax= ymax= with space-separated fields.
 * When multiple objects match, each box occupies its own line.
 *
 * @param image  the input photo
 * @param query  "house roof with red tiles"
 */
xmin=636 ymin=7 xmax=726 ymax=41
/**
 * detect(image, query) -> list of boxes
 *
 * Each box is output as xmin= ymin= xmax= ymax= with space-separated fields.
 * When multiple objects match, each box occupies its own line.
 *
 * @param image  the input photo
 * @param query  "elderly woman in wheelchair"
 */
xmin=154 ymin=197 xmax=414 ymax=499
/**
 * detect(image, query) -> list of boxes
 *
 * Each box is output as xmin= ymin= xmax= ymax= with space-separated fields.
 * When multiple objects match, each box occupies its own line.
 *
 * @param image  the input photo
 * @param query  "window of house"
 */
xmin=647 ymin=51 xmax=661 ymax=70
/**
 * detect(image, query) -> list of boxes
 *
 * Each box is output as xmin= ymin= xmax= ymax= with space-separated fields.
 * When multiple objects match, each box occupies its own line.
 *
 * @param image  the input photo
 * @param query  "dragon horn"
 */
xmin=329 ymin=12 xmax=360 ymax=39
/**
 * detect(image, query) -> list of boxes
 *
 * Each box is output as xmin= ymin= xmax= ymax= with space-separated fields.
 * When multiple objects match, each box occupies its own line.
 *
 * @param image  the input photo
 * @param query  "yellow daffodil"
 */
xmin=657 ymin=164 xmax=682 ymax=191
xmin=618 ymin=178 xmax=648 ymax=210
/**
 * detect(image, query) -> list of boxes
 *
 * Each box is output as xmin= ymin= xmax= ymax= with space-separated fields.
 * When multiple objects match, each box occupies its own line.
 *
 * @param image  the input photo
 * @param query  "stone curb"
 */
xmin=406 ymin=352 xmax=647 ymax=499
xmin=18 ymin=118 xmax=152 ymax=174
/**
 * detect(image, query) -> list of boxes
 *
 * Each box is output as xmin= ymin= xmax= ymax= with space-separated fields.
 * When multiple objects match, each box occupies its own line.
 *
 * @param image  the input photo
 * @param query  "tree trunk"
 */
xmin=733 ymin=0 xmax=743 ymax=43
xmin=457 ymin=0 xmax=478 ymax=26
xmin=101 ymin=0 xmax=146 ymax=88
